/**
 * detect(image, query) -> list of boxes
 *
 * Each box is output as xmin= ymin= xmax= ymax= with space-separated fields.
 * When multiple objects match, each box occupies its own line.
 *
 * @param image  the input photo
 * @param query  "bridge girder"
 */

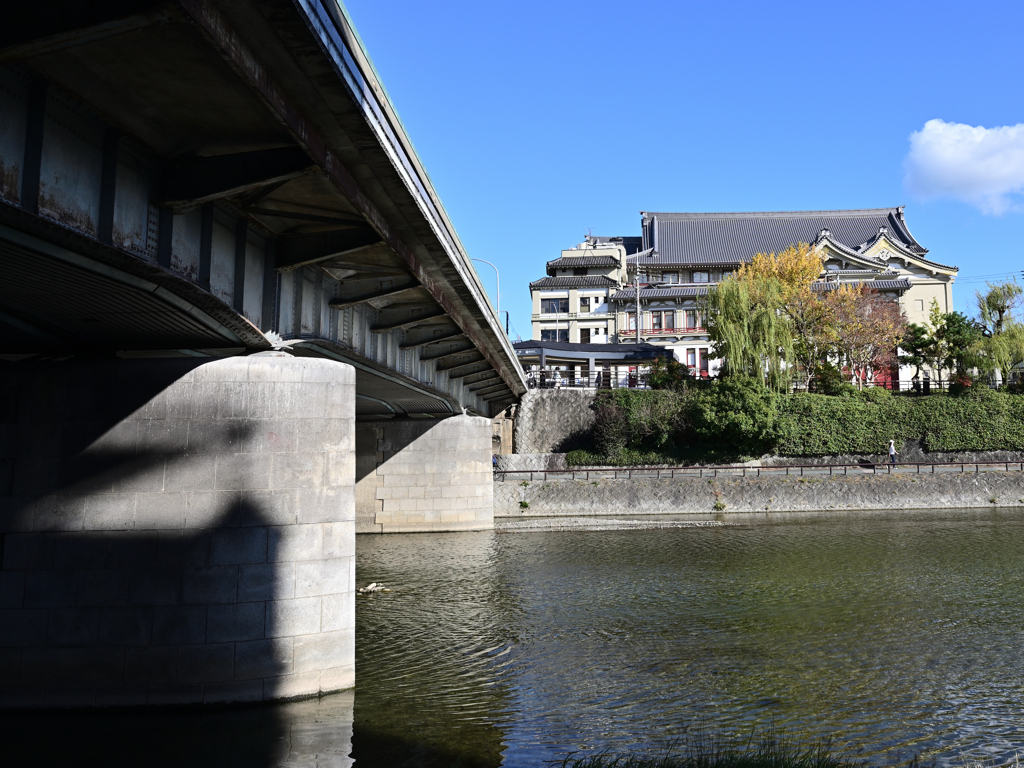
xmin=0 ymin=0 xmax=526 ymax=417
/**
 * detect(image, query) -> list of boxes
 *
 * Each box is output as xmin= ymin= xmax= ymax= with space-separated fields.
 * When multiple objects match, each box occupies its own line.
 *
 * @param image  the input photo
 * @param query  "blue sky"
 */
xmin=343 ymin=0 xmax=1024 ymax=338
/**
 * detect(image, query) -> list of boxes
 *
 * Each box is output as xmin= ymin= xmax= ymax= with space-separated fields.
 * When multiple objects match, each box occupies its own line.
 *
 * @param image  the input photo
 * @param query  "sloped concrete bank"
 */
xmin=495 ymin=470 xmax=1024 ymax=517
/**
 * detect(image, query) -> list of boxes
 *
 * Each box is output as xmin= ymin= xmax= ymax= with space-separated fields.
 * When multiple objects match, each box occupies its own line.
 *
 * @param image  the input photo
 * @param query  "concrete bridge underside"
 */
xmin=0 ymin=0 xmax=525 ymax=707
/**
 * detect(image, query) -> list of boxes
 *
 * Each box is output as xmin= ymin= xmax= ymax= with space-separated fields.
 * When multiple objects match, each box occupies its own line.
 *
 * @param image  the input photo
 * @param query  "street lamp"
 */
xmin=471 ymin=258 xmax=499 ymax=318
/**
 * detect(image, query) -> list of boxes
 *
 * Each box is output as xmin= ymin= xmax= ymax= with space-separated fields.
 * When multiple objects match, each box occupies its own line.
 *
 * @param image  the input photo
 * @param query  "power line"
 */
xmin=956 ymin=271 xmax=1023 ymax=284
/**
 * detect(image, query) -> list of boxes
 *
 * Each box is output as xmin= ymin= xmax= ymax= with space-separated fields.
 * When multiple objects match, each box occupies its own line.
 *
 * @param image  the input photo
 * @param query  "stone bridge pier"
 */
xmin=355 ymin=417 xmax=494 ymax=534
xmin=0 ymin=353 xmax=356 ymax=708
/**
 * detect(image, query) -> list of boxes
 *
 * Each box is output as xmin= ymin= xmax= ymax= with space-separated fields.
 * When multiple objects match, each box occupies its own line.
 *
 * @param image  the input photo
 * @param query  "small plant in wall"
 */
xmin=519 ymin=500 xmax=530 ymax=509
xmin=519 ymin=480 xmax=530 ymax=487
xmin=710 ymin=480 xmax=726 ymax=511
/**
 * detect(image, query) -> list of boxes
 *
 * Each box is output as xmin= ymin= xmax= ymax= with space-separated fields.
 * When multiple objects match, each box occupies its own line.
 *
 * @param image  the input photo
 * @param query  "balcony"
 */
xmin=532 ymin=311 xmax=610 ymax=321
xmin=623 ymin=326 xmax=706 ymax=337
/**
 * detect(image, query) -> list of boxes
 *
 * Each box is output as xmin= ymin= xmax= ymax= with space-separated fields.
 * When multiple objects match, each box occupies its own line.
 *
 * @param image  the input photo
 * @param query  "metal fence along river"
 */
xmin=495 ymin=460 xmax=1024 ymax=482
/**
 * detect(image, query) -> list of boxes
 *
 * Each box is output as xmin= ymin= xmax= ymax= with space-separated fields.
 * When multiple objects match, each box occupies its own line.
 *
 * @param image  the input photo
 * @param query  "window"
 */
xmin=541 ymin=329 xmax=569 ymax=342
xmin=541 ymin=298 xmax=569 ymax=313
xmin=684 ymin=310 xmax=697 ymax=329
xmin=580 ymin=328 xmax=591 ymax=343
xmin=700 ymin=351 xmax=709 ymax=374
xmin=573 ymin=267 xmax=588 ymax=276
xmin=648 ymin=310 xmax=674 ymax=332
xmin=686 ymin=348 xmax=696 ymax=367
xmin=579 ymin=297 xmax=591 ymax=313
xmin=914 ymin=299 xmax=924 ymax=312
xmin=663 ymin=272 xmax=679 ymax=284
xmin=693 ymin=272 xmax=709 ymax=283
xmin=627 ymin=312 xmax=637 ymax=331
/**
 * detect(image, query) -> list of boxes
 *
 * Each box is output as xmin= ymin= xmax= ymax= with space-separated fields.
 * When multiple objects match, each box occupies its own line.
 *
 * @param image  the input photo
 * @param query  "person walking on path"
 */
xmin=888 ymin=439 xmax=898 ymax=465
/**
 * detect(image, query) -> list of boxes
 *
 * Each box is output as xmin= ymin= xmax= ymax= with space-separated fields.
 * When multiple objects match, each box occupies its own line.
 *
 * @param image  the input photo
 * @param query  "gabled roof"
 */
xmin=638 ymin=207 xmax=930 ymax=267
xmin=529 ymin=276 xmax=618 ymax=289
xmin=545 ymin=255 xmax=620 ymax=274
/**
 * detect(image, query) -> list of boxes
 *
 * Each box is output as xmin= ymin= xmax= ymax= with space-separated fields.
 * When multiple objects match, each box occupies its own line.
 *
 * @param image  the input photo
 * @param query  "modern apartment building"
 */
xmin=529 ymin=236 xmax=639 ymax=344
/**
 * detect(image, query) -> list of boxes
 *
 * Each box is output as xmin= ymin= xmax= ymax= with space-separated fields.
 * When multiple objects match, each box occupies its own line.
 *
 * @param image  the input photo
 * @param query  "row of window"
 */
xmin=540 ymin=297 xmax=604 ymax=313
xmin=540 ymin=328 xmax=605 ymax=343
xmin=642 ymin=270 xmax=731 ymax=284
xmin=626 ymin=310 xmax=705 ymax=331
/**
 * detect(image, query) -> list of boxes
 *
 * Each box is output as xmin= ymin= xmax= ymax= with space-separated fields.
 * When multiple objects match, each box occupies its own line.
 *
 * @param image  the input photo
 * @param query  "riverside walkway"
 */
xmin=496 ymin=460 xmax=1024 ymax=482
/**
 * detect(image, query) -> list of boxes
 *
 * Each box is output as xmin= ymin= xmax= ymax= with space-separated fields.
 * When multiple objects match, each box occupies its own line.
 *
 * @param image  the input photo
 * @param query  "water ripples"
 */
xmin=355 ymin=510 xmax=1024 ymax=767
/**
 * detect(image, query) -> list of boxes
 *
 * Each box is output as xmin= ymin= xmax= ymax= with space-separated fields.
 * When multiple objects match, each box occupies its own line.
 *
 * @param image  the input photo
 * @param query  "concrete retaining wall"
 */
xmin=495 ymin=470 xmax=1024 ymax=517
xmin=356 ymin=416 xmax=493 ymax=534
xmin=0 ymin=353 xmax=356 ymax=708
xmin=513 ymin=390 xmax=596 ymax=454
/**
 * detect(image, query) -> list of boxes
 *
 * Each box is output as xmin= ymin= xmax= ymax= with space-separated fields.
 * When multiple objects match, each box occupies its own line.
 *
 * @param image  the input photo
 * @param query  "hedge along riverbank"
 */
xmin=565 ymin=383 xmax=1024 ymax=465
xmin=777 ymin=391 xmax=1024 ymax=455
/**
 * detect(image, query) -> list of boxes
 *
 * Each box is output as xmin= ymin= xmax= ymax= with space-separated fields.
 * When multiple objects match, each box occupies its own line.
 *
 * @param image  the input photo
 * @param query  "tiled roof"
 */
xmin=639 ymin=208 xmax=928 ymax=267
xmin=585 ymin=235 xmax=644 ymax=254
xmin=545 ymin=255 xmax=620 ymax=273
xmin=610 ymin=286 xmax=710 ymax=302
xmin=825 ymin=269 xmax=900 ymax=276
xmin=529 ymin=276 xmax=617 ymax=289
xmin=812 ymin=279 xmax=912 ymax=293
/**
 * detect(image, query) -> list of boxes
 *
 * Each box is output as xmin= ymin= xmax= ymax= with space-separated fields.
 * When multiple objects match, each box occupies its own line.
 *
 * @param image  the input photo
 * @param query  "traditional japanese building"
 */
xmin=609 ymin=207 xmax=957 ymax=375
xmin=529 ymin=207 xmax=957 ymax=382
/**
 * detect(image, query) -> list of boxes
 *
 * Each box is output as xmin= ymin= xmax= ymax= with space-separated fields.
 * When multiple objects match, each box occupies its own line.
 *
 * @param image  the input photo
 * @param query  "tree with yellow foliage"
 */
xmin=705 ymin=243 xmax=826 ymax=388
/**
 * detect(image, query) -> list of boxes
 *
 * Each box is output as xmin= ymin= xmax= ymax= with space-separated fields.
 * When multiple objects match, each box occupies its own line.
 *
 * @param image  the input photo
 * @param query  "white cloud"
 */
xmin=903 ymin=119 xmax=1024 ymax=215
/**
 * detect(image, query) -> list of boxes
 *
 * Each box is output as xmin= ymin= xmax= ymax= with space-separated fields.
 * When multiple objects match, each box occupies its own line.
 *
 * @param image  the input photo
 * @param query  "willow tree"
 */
xmin=972 ymin=280 xmax=1024 ymax=382
xmin=976 ymin=279 xmax=1023 ymax=335
xmin=703 ymin=243 xmax=821 ymax=389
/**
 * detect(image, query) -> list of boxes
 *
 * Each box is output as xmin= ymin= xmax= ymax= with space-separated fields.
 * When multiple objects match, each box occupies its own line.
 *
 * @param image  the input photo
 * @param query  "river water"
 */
xmin=353 ymin=509 xmax=1024 ymax=767
xmin=5 ymin=508 xmax=1024 ymax=767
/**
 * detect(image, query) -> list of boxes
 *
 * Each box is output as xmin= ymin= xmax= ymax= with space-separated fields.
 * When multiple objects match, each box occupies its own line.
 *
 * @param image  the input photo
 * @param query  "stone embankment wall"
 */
xmin=495 ymin=454 xmax=568 ymax=472
xmin=513 ymin=390 xmax=596 ymax=454
xmin=495 ymin=471 xmax=1024 ymax=517
xmin=761 ymin=447 xmax=1024 ymax=467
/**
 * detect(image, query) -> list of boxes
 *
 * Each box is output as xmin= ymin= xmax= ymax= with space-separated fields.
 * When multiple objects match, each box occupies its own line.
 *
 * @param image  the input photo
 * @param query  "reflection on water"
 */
xmin=6 ymin=508 xmax=1024 ymax=767
xmin=355 ymin=509 xmax=1024 ymax=767
xmin=0 ymin=691 xmax=353 ymax=767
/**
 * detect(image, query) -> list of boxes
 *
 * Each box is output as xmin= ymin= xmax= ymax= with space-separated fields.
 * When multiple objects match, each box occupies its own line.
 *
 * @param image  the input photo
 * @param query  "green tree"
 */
xmin=645 ymin=355 xmax=694 ymax=392
xmin=976 ymin=279 xmax=1023 ymax=335
xmin=899 ymin=322 xmax=932 ymax=380
xmin=929 ymin=301 xmax=984 ymax=379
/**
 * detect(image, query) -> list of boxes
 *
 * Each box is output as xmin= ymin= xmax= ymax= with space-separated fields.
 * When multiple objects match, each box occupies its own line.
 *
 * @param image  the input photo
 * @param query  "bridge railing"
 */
xmin=495 ymin=460 xmax=1024 ymax=482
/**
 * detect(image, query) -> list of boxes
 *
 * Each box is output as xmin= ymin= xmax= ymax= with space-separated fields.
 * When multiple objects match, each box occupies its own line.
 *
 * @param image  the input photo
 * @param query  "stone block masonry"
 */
xmin=356 ymin=416 xmax=493 ymax=533
xmin=0 ymin=353 xmax=356 ymax=708
xmin=496 ymin=471 xmax=1024 ymax=517
xmin=513 ymin=390 xmax=596 ymax=454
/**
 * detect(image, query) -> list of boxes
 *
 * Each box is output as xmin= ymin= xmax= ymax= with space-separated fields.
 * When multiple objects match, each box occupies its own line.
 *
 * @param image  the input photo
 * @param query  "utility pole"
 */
xmin=635 ymin=256 xmax=642 ymax=344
